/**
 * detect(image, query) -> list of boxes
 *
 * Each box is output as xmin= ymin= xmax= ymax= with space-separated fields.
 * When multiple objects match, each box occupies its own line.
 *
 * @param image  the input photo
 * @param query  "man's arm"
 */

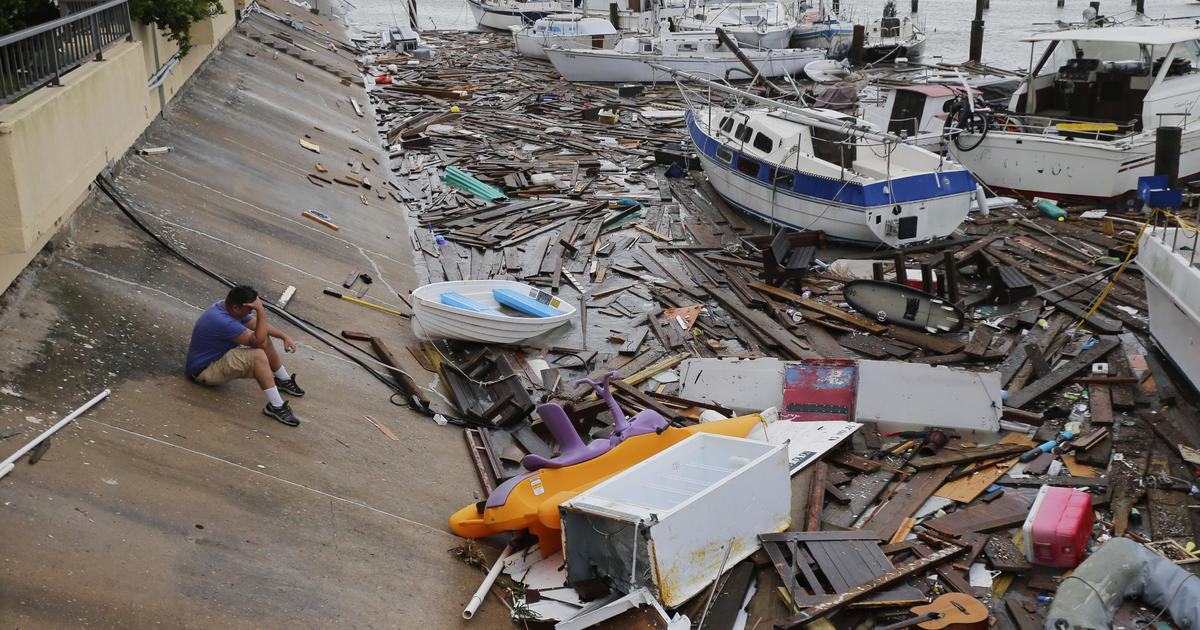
xmin=265 ymin=323 xmax=297 ymax=353
xmin=230 ymin=299 xmax=269 ymax=348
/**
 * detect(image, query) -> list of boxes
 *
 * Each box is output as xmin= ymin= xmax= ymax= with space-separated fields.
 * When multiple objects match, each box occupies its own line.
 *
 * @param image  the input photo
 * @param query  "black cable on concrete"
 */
xmin=94 ymin=174 xmax=483 ymax=426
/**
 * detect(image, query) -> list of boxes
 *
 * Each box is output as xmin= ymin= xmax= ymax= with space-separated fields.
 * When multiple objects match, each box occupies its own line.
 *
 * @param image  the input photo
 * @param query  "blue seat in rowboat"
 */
xmin=493 ymin=288 xmax=559 ymax=318
xmin=440 ymin=292 xmax=503 ymax=315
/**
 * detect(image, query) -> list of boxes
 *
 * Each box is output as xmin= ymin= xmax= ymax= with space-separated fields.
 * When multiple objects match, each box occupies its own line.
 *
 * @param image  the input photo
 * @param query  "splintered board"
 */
xmin=934 ymin=433 xmax=1036 ymax=503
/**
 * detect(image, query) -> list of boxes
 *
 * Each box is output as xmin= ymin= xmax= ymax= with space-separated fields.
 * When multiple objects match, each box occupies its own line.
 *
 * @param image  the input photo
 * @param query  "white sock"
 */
xmin=274 ymin=366 xmax=290 ymax=381
xmin=264 ymin=387 xmax=284 ymax=407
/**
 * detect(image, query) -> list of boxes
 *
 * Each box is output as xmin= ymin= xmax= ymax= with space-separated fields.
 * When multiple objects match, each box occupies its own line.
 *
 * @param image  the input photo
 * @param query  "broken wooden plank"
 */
xmin=1005 ymin=336 xmax=1121 ymax=409
xmin=925 ymin=493 xmax=1034 ymax=537
xmin=908 ymin=443 xmax=1030 ymax=469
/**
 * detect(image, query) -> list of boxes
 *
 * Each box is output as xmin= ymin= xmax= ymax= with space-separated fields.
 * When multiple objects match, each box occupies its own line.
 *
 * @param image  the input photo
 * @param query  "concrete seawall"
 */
xmin=0 ymin=2 xmax=505 ymax=626
xmin=0 ymin=2 xmax=238 ymax=293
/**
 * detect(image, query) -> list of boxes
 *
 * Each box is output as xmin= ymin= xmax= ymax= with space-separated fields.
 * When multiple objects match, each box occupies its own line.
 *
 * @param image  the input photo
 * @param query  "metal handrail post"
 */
xmin=125 ymin=2 xmax=134 ymax=42
xmin=50 ymin=29 xmax=61 ymax=86
xmin=92 ymin=12 xmax=103 ymax=61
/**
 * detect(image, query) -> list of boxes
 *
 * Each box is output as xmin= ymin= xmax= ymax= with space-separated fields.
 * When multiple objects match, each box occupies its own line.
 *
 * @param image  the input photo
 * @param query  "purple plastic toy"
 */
xmin=520 ymin=371 xmax=669 ymax=471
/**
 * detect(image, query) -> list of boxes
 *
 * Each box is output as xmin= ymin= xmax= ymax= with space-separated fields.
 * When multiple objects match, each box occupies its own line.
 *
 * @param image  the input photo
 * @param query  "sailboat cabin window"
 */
xmin=720 ymin=116 xmax=734 ymax=132
xmin=753 ymin=132 xmax=774 ymax=153
xmin=734 ymin=124 xmax=753 ymax=142
xmin=772 ymin=170 xmax=795 ymax=188
xmin=679 ymin=42 xmax=697 ymax=52
xmin=716 ymin=146 xmax=733 ymax=162
xmin=642 ymin=43 xmax=653 ymax=53
xmin=737 ymin=156 xmax=762 ymax=177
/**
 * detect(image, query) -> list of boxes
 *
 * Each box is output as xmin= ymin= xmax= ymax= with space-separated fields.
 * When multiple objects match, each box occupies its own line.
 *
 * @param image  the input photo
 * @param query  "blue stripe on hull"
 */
xmin=686 ymin=112 xmax=977 ymax=208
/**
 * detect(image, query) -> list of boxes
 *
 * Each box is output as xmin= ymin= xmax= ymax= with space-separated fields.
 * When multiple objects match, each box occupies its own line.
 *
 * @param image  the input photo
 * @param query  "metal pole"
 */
xmin=408 ymin=0 xmax=418 ymax=30
xmin=0 ymin=390 xmax=110 ymax=479
xmin=92 ymin=13 xmax=102 ymax=60
xmin=151 ymin=22 xmax=166 ymax=118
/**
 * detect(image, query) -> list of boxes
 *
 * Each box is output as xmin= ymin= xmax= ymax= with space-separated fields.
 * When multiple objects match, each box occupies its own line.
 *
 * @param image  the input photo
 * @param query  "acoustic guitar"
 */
xmin=875 ymin=594 xmax=989 ymax=630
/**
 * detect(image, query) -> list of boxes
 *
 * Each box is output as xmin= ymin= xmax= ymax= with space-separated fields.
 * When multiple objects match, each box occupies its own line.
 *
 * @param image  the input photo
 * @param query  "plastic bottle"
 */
xmin=1034 ymin=197 xmax=1067 ymax=221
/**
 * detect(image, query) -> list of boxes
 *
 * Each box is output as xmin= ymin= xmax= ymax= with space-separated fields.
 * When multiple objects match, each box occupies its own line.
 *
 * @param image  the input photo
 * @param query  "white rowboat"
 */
xmin=411 ymin=280 xmax=576 ymax=344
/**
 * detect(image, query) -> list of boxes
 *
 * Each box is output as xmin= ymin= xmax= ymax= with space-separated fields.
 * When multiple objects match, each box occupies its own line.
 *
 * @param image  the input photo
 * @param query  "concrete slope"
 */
xmin=0 ymin=9 xmax=508 ymax=629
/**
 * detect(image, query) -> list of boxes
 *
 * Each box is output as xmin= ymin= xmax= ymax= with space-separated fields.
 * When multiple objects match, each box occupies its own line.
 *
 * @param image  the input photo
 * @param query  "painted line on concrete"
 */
xmin=83 ymin=417 xmax=458 ymax=539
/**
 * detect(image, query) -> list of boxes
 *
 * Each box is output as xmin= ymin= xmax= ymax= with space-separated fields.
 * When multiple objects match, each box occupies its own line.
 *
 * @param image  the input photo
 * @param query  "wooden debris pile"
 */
xmin=347 ymin=31 xmax=1200 ymax=630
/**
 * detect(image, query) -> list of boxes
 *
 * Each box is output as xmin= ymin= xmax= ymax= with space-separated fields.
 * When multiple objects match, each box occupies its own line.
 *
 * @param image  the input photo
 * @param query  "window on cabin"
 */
xmin=734 ymin=123 xmax=747 ymax=140
xmin=719 ymin=116 xmax=733 ymax=132
xmin=737 ymin=156 xmax=761 ymax=177
xmin=738 ymin=125 xmax=753 ymax=142
xmin=753 ymin=132 xmax=774 ymax=153
xmin=716 ymin=146 xmax=733 ymax=162
xmin=642 ymin=43 xmax=653 ymax=53
xmin=773 ymin=170 xmax=795 ymax=188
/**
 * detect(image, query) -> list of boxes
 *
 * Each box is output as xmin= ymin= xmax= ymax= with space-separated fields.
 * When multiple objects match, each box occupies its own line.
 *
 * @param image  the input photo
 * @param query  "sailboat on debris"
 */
xmin=659 ymin=64 xmax=980 ymax=247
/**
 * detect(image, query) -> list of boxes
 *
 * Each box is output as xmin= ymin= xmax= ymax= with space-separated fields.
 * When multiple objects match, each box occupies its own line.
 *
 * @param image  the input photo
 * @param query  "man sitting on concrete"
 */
xmin=186 ymin=286 xmax=305 ymax=426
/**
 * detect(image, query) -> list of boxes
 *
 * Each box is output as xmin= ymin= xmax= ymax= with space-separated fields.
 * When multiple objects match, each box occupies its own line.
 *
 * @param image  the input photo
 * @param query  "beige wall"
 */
xmin=0 ymin=2 xmax=236 ymax=291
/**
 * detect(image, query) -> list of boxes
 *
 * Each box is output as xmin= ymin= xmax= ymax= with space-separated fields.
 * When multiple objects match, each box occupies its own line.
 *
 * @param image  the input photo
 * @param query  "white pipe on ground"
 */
xmin=0 ymin=389 xmax=110 ymax=480
xmin=462 ymin=544 xmax=515 ymax=620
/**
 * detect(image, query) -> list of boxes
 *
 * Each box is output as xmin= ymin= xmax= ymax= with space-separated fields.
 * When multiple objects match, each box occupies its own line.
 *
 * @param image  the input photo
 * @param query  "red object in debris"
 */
xmin=782 ymin=359 xmax=858 ymax=422
xmin=1022 ymin=486 xmax=1094 ymax=568
xmin=375 ymin=76 xmax=393 ymax=84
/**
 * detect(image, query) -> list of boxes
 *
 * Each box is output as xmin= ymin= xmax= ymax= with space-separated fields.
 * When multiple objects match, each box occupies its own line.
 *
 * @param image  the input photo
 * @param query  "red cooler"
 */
xmin=1022 ymin=485 xmax=1094 ymax=568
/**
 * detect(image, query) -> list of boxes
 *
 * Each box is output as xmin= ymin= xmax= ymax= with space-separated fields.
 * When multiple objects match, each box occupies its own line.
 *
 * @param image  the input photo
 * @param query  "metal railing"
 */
xmin=0 ymin=0 xmax=132 ymax=105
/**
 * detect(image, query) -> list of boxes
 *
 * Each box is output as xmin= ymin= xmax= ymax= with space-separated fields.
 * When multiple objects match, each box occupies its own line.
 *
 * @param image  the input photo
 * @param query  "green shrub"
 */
xmin=130 ymin=0 xmax=225 ymax=55
xmin=0 ymin=0 xmax=59 ymax=36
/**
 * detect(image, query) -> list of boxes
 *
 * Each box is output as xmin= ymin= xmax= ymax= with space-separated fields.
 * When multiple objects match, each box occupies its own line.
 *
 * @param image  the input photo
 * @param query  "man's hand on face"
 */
xmin=250 ymin=298 xmax=264 ymax=313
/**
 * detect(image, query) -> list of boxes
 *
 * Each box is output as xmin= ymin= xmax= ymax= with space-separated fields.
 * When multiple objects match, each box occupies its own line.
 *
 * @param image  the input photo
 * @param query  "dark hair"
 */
xmin=226 ymin=285 xmax=258 ymax=306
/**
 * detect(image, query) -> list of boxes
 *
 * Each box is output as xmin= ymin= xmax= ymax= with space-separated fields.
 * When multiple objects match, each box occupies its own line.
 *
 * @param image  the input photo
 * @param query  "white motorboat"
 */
xmin=1137 ymin=221 xmax=1200 ymax=394
xmin=467 ymin=0 xmax=577 ymax=31
xmin=670 ymin=68 xmax=978 ymax=246
xmin=950 ymin=26 xmax=1200 ymax=203
xmin=411 ymin=280 xmax=577 ymax=344
xmin=545 ymin=30 xmax=824 ymax=83
xmin=859 ymin=77 xmax=1018 ymax=150
xmin=862 ymin=0 xmax=925 ymax=62
xmin=672 ymin=1 xmax=797 ymax=50
xmin=511 ymin=14 xmax=620 ymax=60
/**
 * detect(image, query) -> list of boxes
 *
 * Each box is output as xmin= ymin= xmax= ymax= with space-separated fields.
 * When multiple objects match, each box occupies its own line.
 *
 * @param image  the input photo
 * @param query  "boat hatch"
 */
xmin=811 ymin=126 xmax=856 ymax=168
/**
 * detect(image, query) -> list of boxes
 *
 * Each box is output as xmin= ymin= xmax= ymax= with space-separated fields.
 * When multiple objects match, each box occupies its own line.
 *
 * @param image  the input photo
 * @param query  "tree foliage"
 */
xmin=0 ymin=0 xmax=59 ymax=36
xmin=130 ymin=0 xmax=225 ymax=55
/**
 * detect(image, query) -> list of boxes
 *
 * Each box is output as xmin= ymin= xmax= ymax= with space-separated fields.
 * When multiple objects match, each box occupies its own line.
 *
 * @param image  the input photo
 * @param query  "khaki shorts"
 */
xmin=194 ymin=347 xmax=257 ymax=385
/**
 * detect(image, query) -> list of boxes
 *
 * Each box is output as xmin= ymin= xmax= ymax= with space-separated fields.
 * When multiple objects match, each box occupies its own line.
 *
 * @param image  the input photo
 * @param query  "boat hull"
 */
xmin=545 ymin=46 xmax=823 ymax=83
xmin=790 ymin=23 xmax=854 ymax=57
xmin=1137 ymin=228 xmax=1200 ymax=395
xmin=412 ymin=280 xmax=576 ymax=343
xmin=514 ymin=31 xmax=621 ymax=59
xmin=467 ymin=0 xmax=561 ymax=30
xmin=687 ymin=112 xmax=976 ymax=246
xmin=950 ymin=127 xmax=1200 ymax=201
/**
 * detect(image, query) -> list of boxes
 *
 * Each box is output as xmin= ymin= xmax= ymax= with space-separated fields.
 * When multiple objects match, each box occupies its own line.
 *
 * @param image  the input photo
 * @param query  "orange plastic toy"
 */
xmin=449 ymin=413 xmax=762 ymax=555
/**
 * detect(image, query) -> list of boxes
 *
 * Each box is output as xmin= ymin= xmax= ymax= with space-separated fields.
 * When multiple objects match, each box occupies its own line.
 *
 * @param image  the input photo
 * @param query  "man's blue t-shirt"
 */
xmin=186 ymin=301 xmax=253 ymax=375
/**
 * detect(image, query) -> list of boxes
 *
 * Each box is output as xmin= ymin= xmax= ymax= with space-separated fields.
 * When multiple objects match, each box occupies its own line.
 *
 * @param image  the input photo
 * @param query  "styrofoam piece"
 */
xmin=678 ymin=358 xmax=786 ymax=414
xmin=526 ymin=596 xmax=584 ymax=622
xmin=855 ymin=360 xmax=1001 ymax=433
xmin=555 ymin=588 xmax=690 ymax=630
xmin=561 ymin=434 xmax=790 ymax=608
xmin=968 ymin=563 xmax=994 ymax=588
xmin=519 ymin=552 xmax=570 ymax=590
xmin=743 ymin=419 xmax=860 ymax=476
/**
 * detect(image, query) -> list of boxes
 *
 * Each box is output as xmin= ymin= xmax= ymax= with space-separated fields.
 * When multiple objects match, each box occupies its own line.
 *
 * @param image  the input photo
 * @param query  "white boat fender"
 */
xmin=970 ymin=184 xmax=989 ymax=217
xmin=1046 ymin=537 xmax=1200 ymax=630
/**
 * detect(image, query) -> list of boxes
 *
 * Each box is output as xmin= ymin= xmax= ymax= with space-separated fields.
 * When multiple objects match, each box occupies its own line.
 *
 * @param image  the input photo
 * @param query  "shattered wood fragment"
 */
xmin=1005 ymin=337 xmax=1120 ymax=408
